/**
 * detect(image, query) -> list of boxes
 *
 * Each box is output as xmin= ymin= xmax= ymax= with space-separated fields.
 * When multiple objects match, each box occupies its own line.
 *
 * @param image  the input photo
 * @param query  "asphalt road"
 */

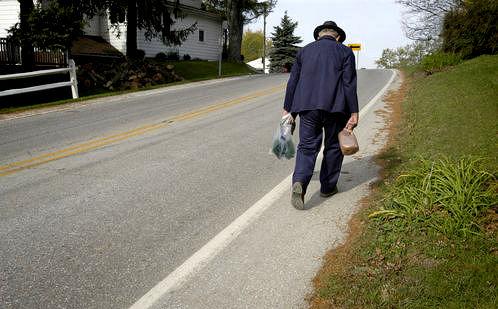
xmin=0 ymin=69 xmax=395 ymax=308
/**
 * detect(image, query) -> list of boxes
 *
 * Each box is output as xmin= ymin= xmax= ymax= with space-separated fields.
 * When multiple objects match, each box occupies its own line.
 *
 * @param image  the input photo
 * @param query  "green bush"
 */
xmin=420 ymin=52 xmax=462 ymax=74
xmin=370 ymin=157 xmax=496 ymax=237
xmin=442 ymin=0 xmax=498 ymax=58
xmin=155 ymin=52 xmax=167 ymax=61
xmin=166 ymin=51 xmax=180 ymax=61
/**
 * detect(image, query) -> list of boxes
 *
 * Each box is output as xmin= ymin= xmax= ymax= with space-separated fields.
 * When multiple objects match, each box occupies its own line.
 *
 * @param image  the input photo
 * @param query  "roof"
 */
xmin=71 ymin=36 xmax=123 ymax=58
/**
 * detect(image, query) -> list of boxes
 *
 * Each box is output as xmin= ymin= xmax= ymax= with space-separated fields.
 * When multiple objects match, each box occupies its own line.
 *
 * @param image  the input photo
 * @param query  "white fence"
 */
xmin=0 ymin=59 xmax=78 ymax=99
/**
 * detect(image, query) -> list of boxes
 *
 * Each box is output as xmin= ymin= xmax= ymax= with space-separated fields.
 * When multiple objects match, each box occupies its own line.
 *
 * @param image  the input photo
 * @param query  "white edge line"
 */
xmin=128 ymin=69 xmax=399 ymax=309
xmin=359 ymin=69 xmax=397 ymax=119
xmin=129 ymin=174 xmax=292 ymax=309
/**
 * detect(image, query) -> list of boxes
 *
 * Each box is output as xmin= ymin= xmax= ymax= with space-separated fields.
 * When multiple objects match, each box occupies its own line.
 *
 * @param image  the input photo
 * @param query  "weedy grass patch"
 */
xmin=371 ymin=157 xmax=496 ymax=237
xmin=420 ymin=52 xmax=463 ymax=74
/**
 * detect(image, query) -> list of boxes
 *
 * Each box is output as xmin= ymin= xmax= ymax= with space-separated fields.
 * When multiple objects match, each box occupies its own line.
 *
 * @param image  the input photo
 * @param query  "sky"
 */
xmin=246 ymin=0 xmax=412 ymax=68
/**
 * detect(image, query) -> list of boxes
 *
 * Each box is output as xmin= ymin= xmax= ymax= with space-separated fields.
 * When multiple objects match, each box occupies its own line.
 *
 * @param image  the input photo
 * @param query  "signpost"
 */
xmin=347 ymin=43 xmax=361 ymax=70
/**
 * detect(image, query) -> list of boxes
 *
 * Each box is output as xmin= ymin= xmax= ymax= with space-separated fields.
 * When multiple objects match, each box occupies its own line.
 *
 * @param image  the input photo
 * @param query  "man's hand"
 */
xmin=283 ymin=109 xmax=296 ymax=134
xmin=346 ymin=112 xmax=358 ymax=132
xmin=282 ymin=109 xmax=295 ymax=122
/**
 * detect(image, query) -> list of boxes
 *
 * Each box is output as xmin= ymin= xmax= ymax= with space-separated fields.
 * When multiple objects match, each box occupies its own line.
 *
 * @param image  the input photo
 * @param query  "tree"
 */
xmin=442 ymin=0 xmax=498 ymax=58
xmin=375 ymin=48 xmax=398 ymax=69
xmin=10 ymin=0 xmax=102 ymax=70
xmin=268 ymin=12 xmax=301 ymax=73
xmin=203 ymin=0 xmax=277 ymax=61
xmin=225 ymin=0 xmax=244 ymax=61
xmin=11 ymin=1 xmax=85 ymax=50
xmin=375 ymin=40 xmax=438 ymax=68
xmin=18 ymin=0 xmax=35 ymax=71
xmin=106 ymin=0 xmax=197 ymax=58
xmin=397 ymin=0 xmax=460 ymax=41
xmin=10 ymin=0 xmax=107 ymax=67
xmin=9 ymin=0 xmax=196 ymax=62
xmin=241 ymin=29 xmax=271 ymax=62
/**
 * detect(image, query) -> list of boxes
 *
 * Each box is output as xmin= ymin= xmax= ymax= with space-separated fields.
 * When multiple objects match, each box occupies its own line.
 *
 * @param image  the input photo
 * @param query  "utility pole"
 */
xmin=219 ymin=21 xmax=228 ymax=77
xmin=219 ymin=22 xmax=223 ymax=77
xmin=262 ymin=4 xmax=267 ymax=74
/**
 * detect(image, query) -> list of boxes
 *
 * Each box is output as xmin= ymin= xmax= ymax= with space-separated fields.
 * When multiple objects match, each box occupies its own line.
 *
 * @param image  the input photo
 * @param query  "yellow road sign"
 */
xmin=348 ymin=43 xmax=361 ymax=51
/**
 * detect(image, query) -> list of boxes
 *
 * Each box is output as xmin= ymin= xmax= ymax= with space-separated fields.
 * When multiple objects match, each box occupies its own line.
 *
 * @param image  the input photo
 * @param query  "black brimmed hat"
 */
xmin=313 ymin=21 xmax=346 ymax=42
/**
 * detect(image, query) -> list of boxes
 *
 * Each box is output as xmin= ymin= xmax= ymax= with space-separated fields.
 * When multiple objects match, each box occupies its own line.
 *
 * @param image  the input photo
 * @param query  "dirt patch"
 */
xmin=374 ymin=72 xmax=410 ymax=177
xmin=307 ymin=72 xmax=410 ymax=308
xmin=483 ymin=206 xmax=498 ymax=238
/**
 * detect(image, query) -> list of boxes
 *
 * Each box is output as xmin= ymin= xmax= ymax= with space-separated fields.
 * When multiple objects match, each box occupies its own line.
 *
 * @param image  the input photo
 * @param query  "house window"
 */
xmin=199 ymin=30 xmax=205 ymax=42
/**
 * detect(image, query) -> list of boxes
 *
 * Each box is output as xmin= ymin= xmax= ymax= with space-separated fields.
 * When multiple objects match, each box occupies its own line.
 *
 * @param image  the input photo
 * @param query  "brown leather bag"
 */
xmin=338 ymin=129 xmax=359 ymax=155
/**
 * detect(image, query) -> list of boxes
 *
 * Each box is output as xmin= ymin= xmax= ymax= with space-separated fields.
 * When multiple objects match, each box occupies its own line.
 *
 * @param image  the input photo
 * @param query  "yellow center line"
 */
xmin=0 ymin=84 xmax=285 ymax=177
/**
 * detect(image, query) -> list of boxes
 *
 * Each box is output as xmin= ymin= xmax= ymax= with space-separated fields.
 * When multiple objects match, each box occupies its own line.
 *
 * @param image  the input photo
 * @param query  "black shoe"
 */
xmin=320 ymin=186 xmax=338 ymax=198
xmin=291 ymin=182 xmax=305 ymax=210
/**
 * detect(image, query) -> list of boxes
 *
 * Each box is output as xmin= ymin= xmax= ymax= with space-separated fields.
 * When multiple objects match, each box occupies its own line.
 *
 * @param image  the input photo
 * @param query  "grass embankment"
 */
xmin=164 ymin=60 xmax=255 ymax=81
xmin=0 ymin=61 xmax=255 ymax=114
xmin=310 ymin=55 xmax=498 ymax=308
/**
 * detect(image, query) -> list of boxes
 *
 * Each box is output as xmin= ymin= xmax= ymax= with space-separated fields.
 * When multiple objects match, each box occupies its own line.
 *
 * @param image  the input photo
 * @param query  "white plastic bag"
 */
xmin=271 ymin=114 xmax=296 ymax=160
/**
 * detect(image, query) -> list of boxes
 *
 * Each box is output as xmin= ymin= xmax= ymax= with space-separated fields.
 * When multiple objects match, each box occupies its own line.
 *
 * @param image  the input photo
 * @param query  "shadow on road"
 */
xmin=304 ymin=155 xmax=378 ymax=210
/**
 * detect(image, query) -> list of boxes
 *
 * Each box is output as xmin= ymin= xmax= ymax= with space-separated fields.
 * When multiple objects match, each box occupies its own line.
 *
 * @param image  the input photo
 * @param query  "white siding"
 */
xmin=81 ymin=5 xmax=221 ymax=60
xmin=105 ymin=22 xmax=127 ymax=55
xmin=91 ymin=15 xmax=127 ymax=54
xmin=0 ymin=0 xmax=19 ymax=38
xmin=82 ymin=14 xmax=126 ymax=54
xmin=83 ymin=15 xmax=101 ymax=37
xmin=138 ymin=14 xmax=222 ymax=60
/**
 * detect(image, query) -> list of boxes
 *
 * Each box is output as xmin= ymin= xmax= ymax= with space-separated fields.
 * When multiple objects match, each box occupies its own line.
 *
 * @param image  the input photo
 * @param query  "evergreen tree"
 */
xmin=269 ymin=12 xmax=301 ymax=73
xmin=10 ymin=0 xmax=102 ymax=70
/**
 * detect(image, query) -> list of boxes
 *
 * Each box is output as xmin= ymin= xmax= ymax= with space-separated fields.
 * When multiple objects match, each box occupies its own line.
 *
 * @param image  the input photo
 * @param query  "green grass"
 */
xmin=0 ymin=60 xmax=257 ymax=114
xmin=317 ymin=219 xmax=498 ymax=308
xmin=312 ymin=55 xmax=498 ymax=308
xmin=399 ymin=55 xmax=498 ymax=171
xmin=163 ymin=60 xmax=256 ymax=80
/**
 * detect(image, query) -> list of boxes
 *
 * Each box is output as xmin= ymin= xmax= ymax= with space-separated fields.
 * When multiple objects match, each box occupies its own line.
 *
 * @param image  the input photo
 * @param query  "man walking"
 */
xmin=283 ymin=21 xmax=359 ymax=210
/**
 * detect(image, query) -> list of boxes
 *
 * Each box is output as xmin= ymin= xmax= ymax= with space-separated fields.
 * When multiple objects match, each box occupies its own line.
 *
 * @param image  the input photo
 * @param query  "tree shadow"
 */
xmin=304 ymin=155 xmax=378 ymax=210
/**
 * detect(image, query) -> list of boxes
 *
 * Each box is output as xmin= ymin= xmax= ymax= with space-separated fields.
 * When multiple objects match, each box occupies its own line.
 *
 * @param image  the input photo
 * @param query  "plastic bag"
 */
xmin=271 ymin=114 xmax=296 ymax=159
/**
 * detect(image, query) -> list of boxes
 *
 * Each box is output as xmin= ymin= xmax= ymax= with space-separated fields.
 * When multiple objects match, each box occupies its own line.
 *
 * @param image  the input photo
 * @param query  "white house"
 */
xmin=0 ymin=0 xmax=20 ymax=38
xmin=0 ymin=0 xmax=223 ymax=61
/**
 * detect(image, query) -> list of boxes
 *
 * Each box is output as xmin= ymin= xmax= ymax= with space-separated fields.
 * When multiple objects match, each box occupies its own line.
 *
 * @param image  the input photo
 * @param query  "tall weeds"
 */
xmin=370 ymin=157 xmax=496 ymax=237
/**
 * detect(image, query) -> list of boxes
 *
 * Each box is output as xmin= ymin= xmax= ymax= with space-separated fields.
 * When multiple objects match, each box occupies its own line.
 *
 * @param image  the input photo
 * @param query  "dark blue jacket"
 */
xmin=283 ymin=36 xmax=359 ymax=115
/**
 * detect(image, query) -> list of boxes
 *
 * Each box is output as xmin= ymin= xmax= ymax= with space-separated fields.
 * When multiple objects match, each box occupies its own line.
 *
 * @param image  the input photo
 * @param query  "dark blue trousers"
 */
xmin=292 ymin=110 xmax=347 ymax=194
